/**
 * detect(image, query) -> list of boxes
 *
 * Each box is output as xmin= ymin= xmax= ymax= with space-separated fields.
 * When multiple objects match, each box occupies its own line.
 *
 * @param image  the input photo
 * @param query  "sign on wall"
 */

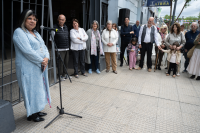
xmin=147 ymin=0 xmax=171 ymax=7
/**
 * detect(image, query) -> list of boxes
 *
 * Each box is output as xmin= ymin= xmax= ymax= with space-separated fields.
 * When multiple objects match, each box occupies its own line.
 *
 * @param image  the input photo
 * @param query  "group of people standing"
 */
xmin=12 ymin=9 xmax=200 ymax=123
xmin=52 ymin=15 xmax=120 ymax=79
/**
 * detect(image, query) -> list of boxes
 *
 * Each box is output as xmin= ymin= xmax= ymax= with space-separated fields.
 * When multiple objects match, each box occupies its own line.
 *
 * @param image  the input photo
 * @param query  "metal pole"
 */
xmin=99 ymin=0 xmax=102 ymax=32
xmin=41 ymin=0 xmax=44 ymax=37
xmin=35 ymin=0 xmax=37 ymax=11
xmin=28 ymin=0 xmax=30 ymax=9
xmin=82 ymin=0 xmax=86 ymax=29
xmin=21 ymin=0 xmax=23 ymax=12
xmin=171 ymin=0 xmax=177 ymax=25
xmin=2 ymin=0 xmax=4 ymax=100
xmin=10 ymin=0 xmax=14 ymax=103
xmin=48 ymin=0 xmax=57 ymax=83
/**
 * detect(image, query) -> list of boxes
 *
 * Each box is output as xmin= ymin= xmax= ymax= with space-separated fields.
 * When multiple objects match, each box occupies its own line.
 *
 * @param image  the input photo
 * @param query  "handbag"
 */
xmin=187 ymin=43 xmax=198 ymax=58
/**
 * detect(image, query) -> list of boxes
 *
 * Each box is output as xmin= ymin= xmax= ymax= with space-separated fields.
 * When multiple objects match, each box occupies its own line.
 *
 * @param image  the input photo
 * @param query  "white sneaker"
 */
xmin=65 ymin=75 xmax=72 ymax=79
xmin=177 ymin=73 xmax=180 ymax=76
xmin=60 ymin=76 xmax=66 ymax=81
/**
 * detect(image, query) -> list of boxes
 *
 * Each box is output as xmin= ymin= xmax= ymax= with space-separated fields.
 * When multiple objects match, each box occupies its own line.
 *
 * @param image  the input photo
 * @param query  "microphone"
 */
xmin=40 ymin=25 xmax=58 ymax=32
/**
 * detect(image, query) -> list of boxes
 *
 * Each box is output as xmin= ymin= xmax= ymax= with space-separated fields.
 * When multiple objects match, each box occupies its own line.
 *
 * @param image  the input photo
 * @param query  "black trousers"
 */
xmin=120 ymin=41 xmax=129 ymax=65
xmin=72 ymin=50 xmax=85 ymax=75
xmin=168 ymin=62 xmax=177 ymax=75
xmin=56 ymin=51 xmax=69 ymax=76
xmin=139 ymin=42 xmax=153 ymax=69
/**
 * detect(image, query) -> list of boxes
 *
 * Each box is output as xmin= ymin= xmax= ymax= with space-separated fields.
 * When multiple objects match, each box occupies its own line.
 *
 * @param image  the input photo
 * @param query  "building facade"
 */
xmin=108 ymin=0 xmax=143 ymax=25
xmin=0 ymin=0 xmax=112 ymax=105
xmin=1 ymin=0 xmax=153 ymax=105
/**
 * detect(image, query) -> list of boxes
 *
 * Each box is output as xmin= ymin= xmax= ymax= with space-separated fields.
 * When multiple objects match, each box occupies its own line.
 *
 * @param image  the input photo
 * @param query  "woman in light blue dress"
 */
xmin=13 ymin=9 xmax=51 ymax=122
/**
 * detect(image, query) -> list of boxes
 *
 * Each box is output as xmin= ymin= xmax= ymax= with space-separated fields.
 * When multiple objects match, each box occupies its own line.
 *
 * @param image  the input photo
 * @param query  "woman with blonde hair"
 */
xmin=155 ymin=25 xmax=168 ymax=70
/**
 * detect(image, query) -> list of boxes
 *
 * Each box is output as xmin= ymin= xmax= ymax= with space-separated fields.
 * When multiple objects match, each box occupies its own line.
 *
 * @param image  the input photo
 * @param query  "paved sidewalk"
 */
xmin=12 ymin=64 xmax=200 ymax=133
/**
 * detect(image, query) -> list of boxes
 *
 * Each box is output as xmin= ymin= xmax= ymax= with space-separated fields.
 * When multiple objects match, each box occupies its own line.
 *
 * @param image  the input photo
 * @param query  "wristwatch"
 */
xmin=80 ymin=38 xmax=82 ymax=41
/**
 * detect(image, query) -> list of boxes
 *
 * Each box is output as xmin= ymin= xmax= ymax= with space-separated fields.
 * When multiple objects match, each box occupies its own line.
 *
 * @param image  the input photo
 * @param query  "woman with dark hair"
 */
xmin=165 ymin=23 xmax=186 ymax=75
xmin=85 ymin=20 xmax=104 ymax=74
xmin=13 ymin=9 xmax=51 ymax=122
xmin=70 ymin=19 xmax=88 ymax=78
xmin=127 ymin=37 xmax=139 ymax=70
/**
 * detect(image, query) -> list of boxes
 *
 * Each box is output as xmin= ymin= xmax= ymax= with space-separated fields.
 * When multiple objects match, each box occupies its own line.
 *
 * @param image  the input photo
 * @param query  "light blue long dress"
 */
xmin=13 ymin=28 xmax=51 ymax=117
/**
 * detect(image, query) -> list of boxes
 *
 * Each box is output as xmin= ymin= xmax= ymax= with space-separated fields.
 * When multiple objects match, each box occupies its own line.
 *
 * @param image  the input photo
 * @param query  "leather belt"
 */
xmin=143 ymin=42 xmax=151 ymax=44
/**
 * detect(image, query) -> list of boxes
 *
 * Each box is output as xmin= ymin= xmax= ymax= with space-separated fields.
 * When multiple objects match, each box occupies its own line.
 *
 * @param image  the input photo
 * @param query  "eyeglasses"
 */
xmin=27 ymin=18 xmax=37 ymax=22
xmin=164 ymin=28 xmax=167 ymax=29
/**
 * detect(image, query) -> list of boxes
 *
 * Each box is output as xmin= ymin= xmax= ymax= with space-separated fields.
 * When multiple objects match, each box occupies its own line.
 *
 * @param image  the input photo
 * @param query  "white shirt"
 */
xmin=138 ymin=25 xmax=159 ymax=45
xmin=49 ymin=26 xmax=69 ymax=51
xmin=70 ymin=28 xmax=88 ymax=51
xmin=170 ymin=53 xmax=176 ymax=63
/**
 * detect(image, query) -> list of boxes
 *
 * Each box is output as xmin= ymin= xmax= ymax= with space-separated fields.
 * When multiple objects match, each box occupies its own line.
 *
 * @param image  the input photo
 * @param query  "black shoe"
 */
xmin=27 ymin=113 xmax=45 ymax=122
xmin=120 ymin=64 xmax=123 ymax=67
xmin=196 ymin=76 xmax=200 ymax=80
xmin=165 ymin=67 xmax=168 ymax=69
xmin=190 ymin=75 xmax=195 ymax=79
xmin=37 ymin=112 xmax=47 ymax=117
xmin=75 ymin=75 xmax=79 ymax=78
xmin=158 ymin=67 xmax=161 ymax=70
xmin=82 ymin=73 xmax=88 ymax=77
xmin=113 ymin=71 xmax=118 ymax=74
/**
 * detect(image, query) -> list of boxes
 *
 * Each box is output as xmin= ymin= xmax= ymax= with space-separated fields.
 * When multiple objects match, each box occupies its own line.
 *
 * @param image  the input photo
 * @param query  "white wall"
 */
xmin=107 ymin=0 xmax=119 ymax=24
xmin=108 ymin=0 xmax=142 ymax=25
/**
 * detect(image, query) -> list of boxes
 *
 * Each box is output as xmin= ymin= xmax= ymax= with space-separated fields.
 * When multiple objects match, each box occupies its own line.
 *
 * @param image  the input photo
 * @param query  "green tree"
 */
xmin=164 ymin=15 xmax=176 ymax=20
xmin=175 ymin=0 xmax=197 ymax=22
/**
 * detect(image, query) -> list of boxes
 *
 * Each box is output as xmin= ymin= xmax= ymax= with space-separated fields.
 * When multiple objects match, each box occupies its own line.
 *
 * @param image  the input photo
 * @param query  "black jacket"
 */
xmin=185 ymin=30 xmax=200 ymax=50
xmin=53 ymin=24 xmax=69 ymax=49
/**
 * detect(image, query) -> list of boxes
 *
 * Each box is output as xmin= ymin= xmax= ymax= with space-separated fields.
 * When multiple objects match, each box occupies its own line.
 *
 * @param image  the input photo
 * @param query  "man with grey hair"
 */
xmin=183 ymin=22 xmax=200 ymax=73
xmin=137 ymin=17 xmax=160 ymax=72
xmin=133 ymin=20 xmax=140 ymax=38
xmin=50 ymin=14 xmax=71 ymax=80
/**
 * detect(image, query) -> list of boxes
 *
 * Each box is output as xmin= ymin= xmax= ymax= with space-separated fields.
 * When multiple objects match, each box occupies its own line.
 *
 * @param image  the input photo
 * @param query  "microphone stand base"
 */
xmin=44 ymin=106 xmax=82 ymax=129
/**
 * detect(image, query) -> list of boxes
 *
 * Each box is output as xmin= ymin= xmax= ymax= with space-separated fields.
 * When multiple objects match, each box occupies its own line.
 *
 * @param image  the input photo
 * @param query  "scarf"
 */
xmin=160 ymin=32 xmax=166 ymax=41
xmin=91 ymin=30 xmax=103 ymax=56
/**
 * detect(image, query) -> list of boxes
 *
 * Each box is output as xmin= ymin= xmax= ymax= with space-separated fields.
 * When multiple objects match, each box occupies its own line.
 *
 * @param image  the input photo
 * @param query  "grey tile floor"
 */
xmin=12 ymin=63 xmax=200 ymax=133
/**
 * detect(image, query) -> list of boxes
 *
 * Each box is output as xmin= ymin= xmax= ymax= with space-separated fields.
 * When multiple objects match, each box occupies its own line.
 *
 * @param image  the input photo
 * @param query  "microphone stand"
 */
xmin=44 ymin=31 xmax=82 ymax=129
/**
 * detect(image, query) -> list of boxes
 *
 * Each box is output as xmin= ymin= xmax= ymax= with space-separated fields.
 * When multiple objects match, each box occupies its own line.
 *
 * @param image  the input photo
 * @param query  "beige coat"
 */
xmin=162 ymin=49 xmax=181 ymax=63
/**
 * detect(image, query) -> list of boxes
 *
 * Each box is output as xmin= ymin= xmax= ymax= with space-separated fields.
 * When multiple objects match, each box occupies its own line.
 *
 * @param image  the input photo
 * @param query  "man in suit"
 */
xmin=120 ymin=17 xmax=134 ymax=67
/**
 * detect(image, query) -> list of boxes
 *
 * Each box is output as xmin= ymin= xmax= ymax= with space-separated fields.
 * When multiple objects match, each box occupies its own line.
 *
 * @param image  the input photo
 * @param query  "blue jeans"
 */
xmin=184 ymin=51 xmax=189 ymax=71
xmin=89 ymin=52 xmax=99 ymax=70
